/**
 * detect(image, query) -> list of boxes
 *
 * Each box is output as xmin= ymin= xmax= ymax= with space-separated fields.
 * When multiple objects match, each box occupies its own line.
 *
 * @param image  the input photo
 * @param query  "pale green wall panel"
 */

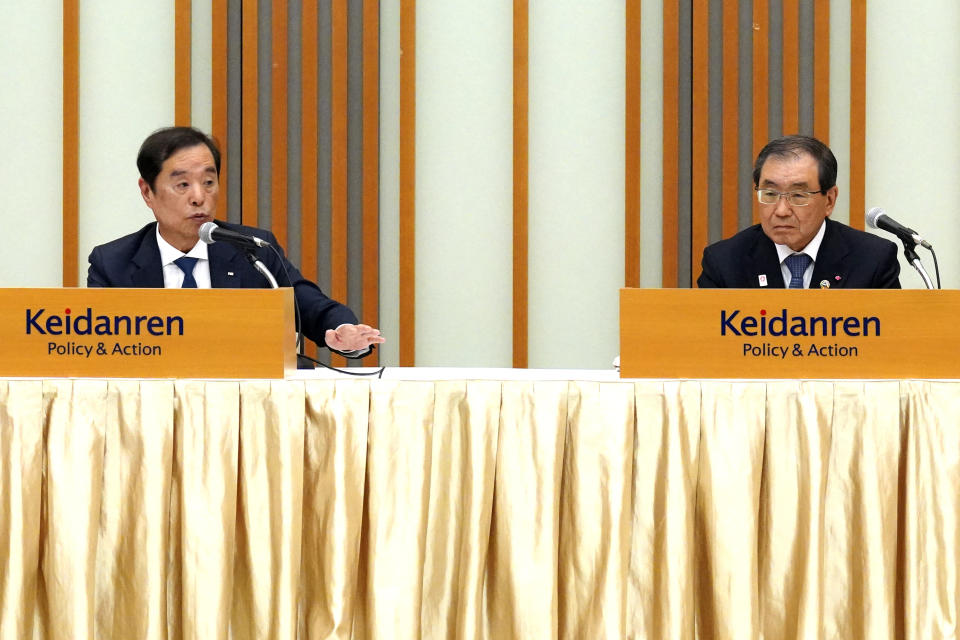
xmin=192 ymin=0 xmax=214 ymax=133
xmin=865 ymin=1 xmax=960 ymax=290
xmin=415 ymin=0 xmax=514 ymax=367
xmin=1 ymin=5 xmax=63 ymax=286
xmin=527 ymin=0 xmax=625 ymax=369
xmin=378 ymin=0 xmax=402 ymax=365
xmin=77 ymin=1 xmax=176 ymax=283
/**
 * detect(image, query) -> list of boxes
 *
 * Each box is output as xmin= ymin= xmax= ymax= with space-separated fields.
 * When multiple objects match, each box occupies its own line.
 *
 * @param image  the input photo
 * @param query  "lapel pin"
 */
xmin=758 ymin=274 xmax=768 ymax=287
xmin=835 ymin=275 xmax=841 ymax=281
xmin=820 ymin=279 xmax=830 ymax=289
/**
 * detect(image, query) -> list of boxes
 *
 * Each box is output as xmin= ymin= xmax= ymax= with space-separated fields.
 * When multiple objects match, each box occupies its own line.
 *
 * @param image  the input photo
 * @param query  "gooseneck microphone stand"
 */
xmin=244 ymin=250 xmax=279 ymax=288
xmin=901 ymin=242 xmax=935 ymax=289
xmin=243 ymin=248 xmax=310 ymax=366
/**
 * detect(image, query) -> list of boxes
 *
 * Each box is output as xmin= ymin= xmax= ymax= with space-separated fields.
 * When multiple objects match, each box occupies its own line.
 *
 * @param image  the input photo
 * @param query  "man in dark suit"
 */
xmin=697 ymin=135 xmax=901 ymax=289
xmin=87 ymin=126 xmax=383 ymax=356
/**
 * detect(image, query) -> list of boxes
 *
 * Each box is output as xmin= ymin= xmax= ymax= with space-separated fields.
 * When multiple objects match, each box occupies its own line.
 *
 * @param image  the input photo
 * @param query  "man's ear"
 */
xmin=824 ymin=185 xmax=838 ymax=216
xmin=138 ymin=178 xmax=153 ymax=206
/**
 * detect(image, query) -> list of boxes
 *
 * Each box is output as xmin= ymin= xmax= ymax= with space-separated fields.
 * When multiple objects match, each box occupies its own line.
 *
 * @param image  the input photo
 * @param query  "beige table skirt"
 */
xmin=1 ymin=378 xmax=958 ymax=639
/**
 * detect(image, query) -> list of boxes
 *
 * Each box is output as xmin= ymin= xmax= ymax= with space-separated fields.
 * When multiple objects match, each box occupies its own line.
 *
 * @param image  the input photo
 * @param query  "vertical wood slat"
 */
xmin=175 ymin=0 xmax=192 ymax=125
xmin=301 ymin=0 xmax=319 ymax=357
xmin=212 ymin=0 xmax=229 ymax=218
xmin=624 ymin=0 xmax=641 ymax=289
xmin=661 ymin=0 xmax=679 ymax=287
xmin=721 ymin=0 xmax=739 ymax=239
xmin=62 ymin=0 xmax=79 ymax=287
xmin=271 ymin=0 xmax=288 ymax=247
xmin=849 ymin=0 xmax=866 ymax=229
xmin=330 ymin=0 xmax=349 ymax=368
xmin=241 ymin=0 xmax=258 ymax=226
xmin=399 ymin=0 xmax=416 ymax=365
xmin=362 ymin=0 xmax=380 ymax=364
xmin=751 ymin=0 xmax=769 ymax=224
xmin=691 ymin=0 xmax=709 ymax=283
xmin=813 ymin=0 xmax=830 ymax=143
xmin=513 ymin=0 xmax=529 ymax=368
xmin=782 ymin=0 xmax=799 ymax=134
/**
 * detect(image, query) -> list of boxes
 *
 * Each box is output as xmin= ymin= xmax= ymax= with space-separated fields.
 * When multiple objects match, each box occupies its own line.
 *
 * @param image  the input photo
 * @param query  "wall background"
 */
xmin=2 ymin=1 xmax=957 ymax=369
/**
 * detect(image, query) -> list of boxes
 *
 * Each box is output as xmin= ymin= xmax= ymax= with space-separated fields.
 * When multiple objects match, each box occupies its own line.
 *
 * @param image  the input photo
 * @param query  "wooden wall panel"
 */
xmin=300 ymin=0 xmax=319 ymax=358
xmin=850 ymin=0 xmax=866 ymax=229
xmin=62 ymin=0 xmax=79 ymax=287
xmin=329 ymin=0 xmax=349 ymax=368
xmin=175 ymin=0 xmax=192 ymax=126
xmin=331 ymin=0 xmax=348 ymax=307
xmin=513 ymin=0 xmax=529 ymax=368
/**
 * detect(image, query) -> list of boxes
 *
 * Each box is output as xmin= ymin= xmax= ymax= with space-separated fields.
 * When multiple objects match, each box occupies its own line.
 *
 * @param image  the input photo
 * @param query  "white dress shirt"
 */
xmin=774 ymin=220 xmax=826 ymax=289
xmin=156 ymin=226 xmax=212 ymax=288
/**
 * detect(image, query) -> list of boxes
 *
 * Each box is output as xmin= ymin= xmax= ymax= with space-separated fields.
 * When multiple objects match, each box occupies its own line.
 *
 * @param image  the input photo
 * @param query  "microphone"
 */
xmin=198 ymin=221 xmax=271 ymax=248
xmin=866 ymin=207 xmax=931 ymax=249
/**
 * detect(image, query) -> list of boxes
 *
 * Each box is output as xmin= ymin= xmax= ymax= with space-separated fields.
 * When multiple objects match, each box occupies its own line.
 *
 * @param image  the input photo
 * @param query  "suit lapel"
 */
xmin=130 ymin=224 xmax=165 ymax=287
xmin=748 ymin=231 xmax=785 ymax=288
xmin=208 ymin=241 xmax=246 ymax=288
xmin=811 ymin=219 xmax=849 ymax=288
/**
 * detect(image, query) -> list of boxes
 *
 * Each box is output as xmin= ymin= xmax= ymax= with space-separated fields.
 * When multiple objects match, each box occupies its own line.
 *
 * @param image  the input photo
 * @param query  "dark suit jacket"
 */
xmin=697 ymin=218 xmax=901 ymax=289
xmin=87 ymin=221 xmax=362 ymax=352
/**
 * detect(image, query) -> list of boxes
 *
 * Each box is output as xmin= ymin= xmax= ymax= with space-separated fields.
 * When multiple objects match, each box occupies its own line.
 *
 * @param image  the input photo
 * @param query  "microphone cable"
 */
xmin=261 ymin=244 xmax=385 ymax=378
xmin=295 ymin=351 xmax=386 ymax=378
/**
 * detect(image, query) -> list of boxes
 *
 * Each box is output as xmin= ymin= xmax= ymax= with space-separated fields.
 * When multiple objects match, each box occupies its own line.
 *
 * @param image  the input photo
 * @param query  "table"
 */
xmin=2 ymin=372 xmax=958 ymax=639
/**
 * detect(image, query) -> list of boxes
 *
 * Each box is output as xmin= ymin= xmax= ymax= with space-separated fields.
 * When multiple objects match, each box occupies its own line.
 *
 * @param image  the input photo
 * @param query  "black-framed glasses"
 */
xmin=756 ymin=189 xmax=825 ymax=206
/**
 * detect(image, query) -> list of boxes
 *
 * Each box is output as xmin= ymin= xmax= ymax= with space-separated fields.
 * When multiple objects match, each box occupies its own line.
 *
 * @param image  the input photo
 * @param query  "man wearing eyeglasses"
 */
xmin=697 ymin=135 xmax=901 ymax=289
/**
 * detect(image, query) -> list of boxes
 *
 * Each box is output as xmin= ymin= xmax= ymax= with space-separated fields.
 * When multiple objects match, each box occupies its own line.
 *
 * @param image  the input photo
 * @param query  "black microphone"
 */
xmin=198 ymin=221 xmax=271 ymax=248
xmin=866 ymin=207 xmax=931 ymax=249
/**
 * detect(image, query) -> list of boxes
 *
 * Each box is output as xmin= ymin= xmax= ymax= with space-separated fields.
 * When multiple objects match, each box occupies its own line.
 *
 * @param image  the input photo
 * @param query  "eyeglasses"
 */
xmin=756 ymin=189 xmax=824 ymax=206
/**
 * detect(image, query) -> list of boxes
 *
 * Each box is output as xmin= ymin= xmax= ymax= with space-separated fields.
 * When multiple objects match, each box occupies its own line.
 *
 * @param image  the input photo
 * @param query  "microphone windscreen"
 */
xmin=198 ymin=221 xmax=217 ymax=244
xmin=865 ymin=207 xmax=884 ymax=229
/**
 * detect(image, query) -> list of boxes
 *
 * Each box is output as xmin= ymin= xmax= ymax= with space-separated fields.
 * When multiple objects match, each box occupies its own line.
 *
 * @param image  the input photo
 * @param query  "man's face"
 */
xmin=757 ymin=152 xmax=837 ymax=252
xmin=139 ymin=144 xmax=219 ymax=252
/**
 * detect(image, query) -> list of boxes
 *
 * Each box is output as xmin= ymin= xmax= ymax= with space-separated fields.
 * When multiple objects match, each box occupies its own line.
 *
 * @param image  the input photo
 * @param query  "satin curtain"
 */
xmin=1 ymin=379 xmax=959 ymax=639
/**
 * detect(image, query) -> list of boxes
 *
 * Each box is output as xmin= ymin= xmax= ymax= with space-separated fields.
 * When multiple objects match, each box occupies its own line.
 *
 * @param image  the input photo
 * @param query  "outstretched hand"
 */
xmin=324 ymin=324 xmax=385 ymax=353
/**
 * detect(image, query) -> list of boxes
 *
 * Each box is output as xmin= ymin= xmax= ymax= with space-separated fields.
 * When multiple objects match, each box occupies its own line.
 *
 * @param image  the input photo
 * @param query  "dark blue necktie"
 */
xmin=784 ymin=253 xmax=812 ymax=289
xmin=174 ymin=256 xmax=199 ymax=288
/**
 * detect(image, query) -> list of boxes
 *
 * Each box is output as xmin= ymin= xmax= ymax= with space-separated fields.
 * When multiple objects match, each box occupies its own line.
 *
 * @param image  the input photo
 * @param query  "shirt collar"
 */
xmin=155 ymin=224 xmax=209 ymax=266
xmin=774 ymin=219 xmax=826 ymax=263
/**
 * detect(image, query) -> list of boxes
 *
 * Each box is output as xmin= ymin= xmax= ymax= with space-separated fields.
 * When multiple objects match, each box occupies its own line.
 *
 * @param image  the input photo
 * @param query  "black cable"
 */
xmin=260 ymin=245 xmax=305 ymax=346
xmin=260 ymin=243 xmax=379 ymax=372
xmin=296 ymin=352 xmax=386 ymax=378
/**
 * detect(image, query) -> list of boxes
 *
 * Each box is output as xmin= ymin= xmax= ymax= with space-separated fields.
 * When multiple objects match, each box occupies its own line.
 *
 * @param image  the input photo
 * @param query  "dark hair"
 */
xmin=137 ymin=126 xmax=221 ymax=190
xmin=752 ymin=135 xmax=837 ymax=192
